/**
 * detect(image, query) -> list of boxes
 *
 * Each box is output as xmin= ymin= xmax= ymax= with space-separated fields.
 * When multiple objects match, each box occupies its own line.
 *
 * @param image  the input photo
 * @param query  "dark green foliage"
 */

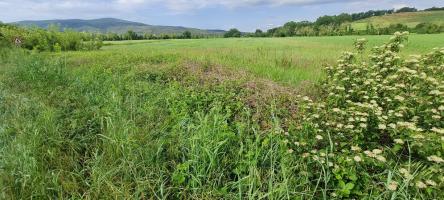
xmin=182 ymin=31 xmax=192 ymax=39
xmin=249 ymin=7 xmax=443 ymax=38
xmin=415 ymin=23 xmax=444 ymax=34
xmin=124 ymin=30 xmax=140 ymax=40
xmin=224 ymin=28 xmax=242 ymax=38
xmin=424 ymin=7 xmax=444 ymax=11
xmin=351 ymin=9 xmax=394 ymax=21
xmin=0 ymin=24 xmax=102 ymax=52
xmin=396 ymin=7 xmax=418 ymax=13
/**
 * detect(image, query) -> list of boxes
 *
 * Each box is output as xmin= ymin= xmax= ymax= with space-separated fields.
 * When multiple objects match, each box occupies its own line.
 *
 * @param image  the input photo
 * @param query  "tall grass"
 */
xmin=0 ymin=49 xmax=318 ymax=199
xmin=1 ymin=34 xmax=442 ymax=199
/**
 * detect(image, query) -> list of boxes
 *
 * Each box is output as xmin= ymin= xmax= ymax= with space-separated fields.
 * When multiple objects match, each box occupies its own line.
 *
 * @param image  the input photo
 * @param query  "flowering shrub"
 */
xmin=289 ymin=32 xmax=443 ymax=198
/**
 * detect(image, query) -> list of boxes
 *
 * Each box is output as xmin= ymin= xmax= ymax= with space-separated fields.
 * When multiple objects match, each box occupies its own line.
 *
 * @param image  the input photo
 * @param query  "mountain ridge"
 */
xmin=13 ymin=18 xmax=226 ymax=35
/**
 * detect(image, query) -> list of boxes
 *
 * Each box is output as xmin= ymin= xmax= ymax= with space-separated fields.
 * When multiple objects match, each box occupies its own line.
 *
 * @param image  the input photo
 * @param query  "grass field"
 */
xmin=96 ymin=34 xmax=444 ymax=86
xmin=1 ymin=33 xmax=444 ymax=199
xmin=352 ymin=11 xmax=444 ymax=30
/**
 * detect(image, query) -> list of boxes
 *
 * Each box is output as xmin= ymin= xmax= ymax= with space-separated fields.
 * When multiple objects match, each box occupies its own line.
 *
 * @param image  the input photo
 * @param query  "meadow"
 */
xmin=1 ymin=33 xmax=443 ymax=199
xmin=99 ymin=34 xmax=444 ymax=86
xmin=352 ymin=11 xmax=444 ymax=30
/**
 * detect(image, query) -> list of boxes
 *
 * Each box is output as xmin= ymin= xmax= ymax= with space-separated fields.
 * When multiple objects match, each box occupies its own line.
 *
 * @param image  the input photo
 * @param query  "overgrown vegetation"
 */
xmin=0 ymin=33 xmax=443 ymax=199
xmin=0 ymin=24 xmax=102 ymax=51
xmin=290 ymin=32 xmax=444 ymax=198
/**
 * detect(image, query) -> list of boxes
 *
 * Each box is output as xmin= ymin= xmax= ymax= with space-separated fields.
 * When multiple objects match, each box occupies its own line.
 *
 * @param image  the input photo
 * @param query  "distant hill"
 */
xmin=14 ymin=18 xmax=226 ymax=35
xmin=351 ymin=11 xmax=444 ymax=30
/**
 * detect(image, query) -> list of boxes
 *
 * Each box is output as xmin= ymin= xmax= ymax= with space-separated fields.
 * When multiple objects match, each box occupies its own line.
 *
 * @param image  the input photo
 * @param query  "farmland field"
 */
xmin=1 ymin=33 xmax=444 ymax=199
xmin=351 ymin=11 xmax=444 ymax=30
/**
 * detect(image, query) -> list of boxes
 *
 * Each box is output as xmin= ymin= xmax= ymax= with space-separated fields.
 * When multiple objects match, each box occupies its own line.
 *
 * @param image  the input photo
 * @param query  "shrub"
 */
xmin=224 ymin=28 xmax=241 ymax=38
xmin=287 ymin=32 xmax=444 ymax=198
xmin=0 ymin=25 xmax=102 ymax=52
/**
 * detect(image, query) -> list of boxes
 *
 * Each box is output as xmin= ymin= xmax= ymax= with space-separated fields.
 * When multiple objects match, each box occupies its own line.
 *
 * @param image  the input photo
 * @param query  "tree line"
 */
xmin=224 ymin=7 xmax=444 ymax=38
xmin=0 ymin=23 xmax=102 ymax=51
xmin=99 ymin=30 xmax=222 ymax=41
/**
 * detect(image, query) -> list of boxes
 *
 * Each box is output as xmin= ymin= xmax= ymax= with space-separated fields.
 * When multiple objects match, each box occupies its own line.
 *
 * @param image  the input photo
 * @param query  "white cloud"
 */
xmin=1 ymin=0 xmax=443 ymax=22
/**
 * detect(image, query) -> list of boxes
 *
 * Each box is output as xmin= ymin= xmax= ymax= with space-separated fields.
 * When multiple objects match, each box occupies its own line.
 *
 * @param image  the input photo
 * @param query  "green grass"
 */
xmin=1 ymin=34 xmax=443 ymax=199
xmin=352 ymin=11 xmax=444 ymax=30
xmin=97 ymin=34 xmax=444 ymax=86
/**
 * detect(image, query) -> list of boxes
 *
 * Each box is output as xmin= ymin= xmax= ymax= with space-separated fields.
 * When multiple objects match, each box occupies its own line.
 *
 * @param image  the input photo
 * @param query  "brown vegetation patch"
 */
xmin=178 ymin=60 xmax=319 ymax=131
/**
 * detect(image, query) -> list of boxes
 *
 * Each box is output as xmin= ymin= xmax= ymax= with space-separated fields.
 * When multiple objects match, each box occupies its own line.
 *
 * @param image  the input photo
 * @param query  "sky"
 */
xmin=1 ymin=0 xmax=443 ymax=31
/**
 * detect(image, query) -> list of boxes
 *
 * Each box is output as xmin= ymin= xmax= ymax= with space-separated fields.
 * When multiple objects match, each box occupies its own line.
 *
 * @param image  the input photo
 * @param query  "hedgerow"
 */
xmin=288 ymin=32 xmax=443 ymax=198
xmin=0 ymin=25 xmax=102 ymax=52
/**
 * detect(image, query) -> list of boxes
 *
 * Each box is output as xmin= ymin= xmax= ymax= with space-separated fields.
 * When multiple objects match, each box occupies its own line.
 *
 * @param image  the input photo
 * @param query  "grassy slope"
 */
xmin=101 ymin=34 xmax=444 ymax=86
xmin=351 ymin=11 xmax=444 ymax=30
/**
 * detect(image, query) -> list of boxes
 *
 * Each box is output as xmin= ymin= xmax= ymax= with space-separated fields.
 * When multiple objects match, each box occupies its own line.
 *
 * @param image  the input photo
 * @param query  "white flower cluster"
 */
xmin=295 ymin=32 xmax=444 ymax=191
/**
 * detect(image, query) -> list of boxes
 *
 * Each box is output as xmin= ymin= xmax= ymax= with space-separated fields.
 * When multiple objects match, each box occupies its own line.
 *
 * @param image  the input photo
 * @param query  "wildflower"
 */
xmin=302 ymin=153 xmax=310 ymax=158
xmin=426 ymin=180 xmax=437 ymax=186
xmin=313 ymin=155 xmax=319 ymax=161
xmin=354 ymin=156 xmax=362 ymax=162
xmin=372 ymin=149 xmax=382 ymax=154
xmin=431 ymin=127 xmax=444 ymax=134
xmin=351 ymin=146 xmax=361 ymax=151
xmin=336 ymin=123 xmax=344 ymax=129
xmin=316 ymin=135 xmax=323 ymax=140
xmin=438 ymin=105 xmax=444 ymax=111
xmin=416 ymin=181 xmax=427 ymax=189
xmin=360 ymin=123 xmax=367 ymax=128
xmin=411 ymin=134 xmax=424 ymax=139
xmin=394 ymin=95 xmax=405 ymax=101
xmin=378 ymin=124 xmax=387 ymax=130
xmin=294 ymin=142 xmax=300 ymax=146
xmin=429 ymin=90 xmax=442 ymax=96
xmin=364 ymin=150 xmax=376 ymax=158
xmin=388 ymin=123 xmax=396 ymax=129
xmin=376 ymin=155 xmax=386 ymax=162
xmin=287 ymin=149 xmax=294 ymax=154
xmin=394 ymin=113 xmax=403 ymax=117
xmin=427 ymin=155 xmax=444 ymax=163
xmin=432 ymin=115 xmax=441 ymax=119
xmin=345 ymin=124 xmax=354 ymax=129
xmin=332 ymin=108 xmax=340 ymax=112
xmin=387 ymin=181 xmax=398 ymax=191
xmin=399 ymin=168 xmax=408 ymax=175
xmin=394 ymin=139 xmax=404 ymax=144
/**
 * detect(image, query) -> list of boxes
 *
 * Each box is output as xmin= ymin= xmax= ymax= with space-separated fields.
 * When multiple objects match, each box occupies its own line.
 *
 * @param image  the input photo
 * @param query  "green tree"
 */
xmin=125 ymin=30 xmax=138 ymax=40
xmin=254 ymin=29 xmax=263 ymax=37
xmin=224 ymin=28 xmax=241 ymax=38
xmin=396 ymin=7 xmax=417 ymax=13
xmin=182 ymin=31 xmax=192 ymax=39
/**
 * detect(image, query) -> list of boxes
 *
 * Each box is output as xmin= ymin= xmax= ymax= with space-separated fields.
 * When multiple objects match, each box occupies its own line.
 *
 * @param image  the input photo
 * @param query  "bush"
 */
xmin=415 ymin=23 xmax=442 ymax=34
xmin=288 ymin=32 xmax=444 ymax=198
xmin=224 ymin=28 xmax=241 ymax=38
xmin=0 ymin=25 xmax=102 ymax=52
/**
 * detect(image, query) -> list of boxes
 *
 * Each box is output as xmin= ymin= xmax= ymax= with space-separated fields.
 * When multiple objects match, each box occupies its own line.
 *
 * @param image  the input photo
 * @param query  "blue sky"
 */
xmin=1 ymin=0 xmax=443 ymax=31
